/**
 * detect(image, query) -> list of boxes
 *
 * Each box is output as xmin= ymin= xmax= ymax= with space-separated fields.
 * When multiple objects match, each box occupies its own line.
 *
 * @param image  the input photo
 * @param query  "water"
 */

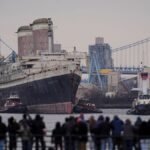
xmin=1 ymin=109 xmax=150 ymax=131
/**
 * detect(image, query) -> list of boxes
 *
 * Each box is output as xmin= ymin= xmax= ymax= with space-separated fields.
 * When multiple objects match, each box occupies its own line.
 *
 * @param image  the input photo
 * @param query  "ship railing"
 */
xmin=0 ymin=70 xmax=26 ymax=83
xmin=22 ymin=65 xmax=67 ymax=72
xmin=4 ymin=63 xmax=70 ymax=78
xmin=66 ymin=51 xmax=87 ymax=59
xmin=3 ymin=133 xmax=150 ymax=150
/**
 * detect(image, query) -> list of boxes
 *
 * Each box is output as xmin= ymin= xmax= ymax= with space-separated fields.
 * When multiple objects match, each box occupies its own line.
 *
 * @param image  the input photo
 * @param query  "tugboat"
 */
xmin=0 ymin=93 xmax=27 ymax=113
xmin=127 ymin=71 xmax=150 ymax=115
xmin=127 ymin=94 xmax=150 ymax=115
xmin=73 ymin=99 xmax=102 ymax=113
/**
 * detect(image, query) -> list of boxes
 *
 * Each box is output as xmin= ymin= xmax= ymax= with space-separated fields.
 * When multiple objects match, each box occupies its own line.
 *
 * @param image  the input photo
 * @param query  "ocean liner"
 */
xmin=0 ymin=52 xmax=82 ymax=113
xmin=0 ymin=18 xmax=83 ymax=113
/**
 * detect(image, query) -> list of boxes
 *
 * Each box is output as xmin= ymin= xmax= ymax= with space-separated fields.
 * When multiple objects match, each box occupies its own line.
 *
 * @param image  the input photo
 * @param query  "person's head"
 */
xmin=79 ymin=113 xmax=84 ymax=120
xmin=105 ymin=116 xmax=110 ymax=122
xmin=56 ymin=122 xmax=61 ymax=128
xmin=65 ymin=117 xmax=69 ymax=123
xmin=89 ymin=115 xmax=95 ymax=121
xmin=136 ymin=116 xmax=142 ymax=122
xmin=125 ymin=119 xmax=131 ymax=125
xmin=98 ymin=115 xmax=104 ymax=121
xmin=35 ymin=114 xmax=41 ymax=120
xmin=114 ymin=115 xmax=119 ymax=120
xmin=23 ymin=114 xmax=27 ymax=120
xmin=8 ymin=117 xmax=14 ymax=124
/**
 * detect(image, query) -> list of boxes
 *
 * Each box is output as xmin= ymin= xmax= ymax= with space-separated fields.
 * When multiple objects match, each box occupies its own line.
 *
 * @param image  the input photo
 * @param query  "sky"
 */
xmin=0 ymin=0 xmax=150 ymax=56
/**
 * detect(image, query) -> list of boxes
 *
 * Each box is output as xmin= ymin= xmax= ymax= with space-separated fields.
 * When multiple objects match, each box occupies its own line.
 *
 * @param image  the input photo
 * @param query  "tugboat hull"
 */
xmin=73 ymin=105 xmax=102 ymax=113
xmin=127 ymin=104 xmax=150 ymax=115
xmin=0 ymin=104 xmax=27 ymax=113
xmin=72 ymin=99 xmax=103 ymax=113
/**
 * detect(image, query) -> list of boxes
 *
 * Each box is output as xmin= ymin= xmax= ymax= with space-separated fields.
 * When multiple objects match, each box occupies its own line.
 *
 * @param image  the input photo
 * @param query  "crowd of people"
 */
xmin=51 ymin=114 xmax=150 ymax=150
xmin=0 ymin=114 xmax=149 ymax=150
xmin=0 ymin=114 xmax=46 ymax=150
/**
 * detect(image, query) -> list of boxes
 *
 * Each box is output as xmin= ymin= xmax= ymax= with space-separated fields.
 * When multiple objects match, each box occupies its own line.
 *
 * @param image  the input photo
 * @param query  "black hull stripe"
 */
xmin=0 ymin=74 xmax=81 ymax=106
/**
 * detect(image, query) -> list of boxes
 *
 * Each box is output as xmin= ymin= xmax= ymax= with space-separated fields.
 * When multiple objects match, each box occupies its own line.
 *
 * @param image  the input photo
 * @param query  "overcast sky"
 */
xmin=0 ymin=0 xmax=150 ymax=56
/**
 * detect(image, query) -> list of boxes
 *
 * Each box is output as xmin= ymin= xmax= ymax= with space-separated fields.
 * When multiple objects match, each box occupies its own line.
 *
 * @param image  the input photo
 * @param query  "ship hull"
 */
xmin=0 ymin=73 xmax=81 ymax=113
xmin=27 ymin=102 xmax=73 ymax=114
xmin=127 ymin=104 xmax=150 ymax=115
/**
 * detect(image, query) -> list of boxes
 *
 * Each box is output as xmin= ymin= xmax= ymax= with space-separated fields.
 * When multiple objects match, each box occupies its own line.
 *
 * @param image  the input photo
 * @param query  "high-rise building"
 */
xmin=88 ymin=37 xmax=113 ymax=89
xmin=89 ymin=37 xmax=113 ymax=69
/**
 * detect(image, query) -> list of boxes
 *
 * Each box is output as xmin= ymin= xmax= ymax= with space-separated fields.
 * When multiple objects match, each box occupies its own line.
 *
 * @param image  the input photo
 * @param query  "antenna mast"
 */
xmin=48 ymin=18 xmax=54 ymax=53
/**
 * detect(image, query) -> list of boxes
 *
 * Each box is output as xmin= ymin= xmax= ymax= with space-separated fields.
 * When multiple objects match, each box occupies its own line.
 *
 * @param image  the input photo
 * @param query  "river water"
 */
xmin=1 ymin=109 xmax=150 ymax=131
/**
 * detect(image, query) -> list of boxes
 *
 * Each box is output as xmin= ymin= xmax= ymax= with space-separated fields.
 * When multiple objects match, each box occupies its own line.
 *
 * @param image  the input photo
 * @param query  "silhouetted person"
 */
xmin=111 ymin=115 xmax=123 ymax=150
xmin=19 ymin=114 xmax=33 ymax=150
xmin=139 ymin=120 xmax=149 ymax=150
xmin=134 ymin=117 xmax=142 ymax=150
xmin=62 ymin=117 xmax=76 ymax=150
xmin=123 ymin=119 xmax=134 ymax=150
xmin=94 ymin=115 xmax=104 ymax=150
xmin=0 ymin=116 xmax=7 ymax=150
xmin=100 ymin=116 xmax=113 ymax=150
xmin=19 ymin=114 xmax=32 ymax=150
xmin=52 ymin=122 xmax=63 ymax=150
xmin=23 ymin=113 xmax=34 ymax=147
xmin=74 ymin=117 xmax=88 ymax=150
xmin=88 ymin=116 xmax=96 ymax=150
xmin=8 ymin=117 xmax=20 ymax=150
xmin=33 ymin=114 xmax=46 ymax=150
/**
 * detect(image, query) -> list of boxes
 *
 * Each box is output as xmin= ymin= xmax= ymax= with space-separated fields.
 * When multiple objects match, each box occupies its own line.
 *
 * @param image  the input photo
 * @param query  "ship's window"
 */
xmin=68 ymin=58 xmax=74 ymax=61
xmin=22 ymin=64 xmax=33 ymax=69
xmin=139 ymin=95 xmax=150 ymax=99
xmin=29 ymin=59 xmax=39 ymax=61
xmin=139 ymin=95 xmax=143 ymax=99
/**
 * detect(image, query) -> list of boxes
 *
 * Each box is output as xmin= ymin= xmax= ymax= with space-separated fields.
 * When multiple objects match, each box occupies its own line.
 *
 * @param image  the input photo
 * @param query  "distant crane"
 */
xmin=0 ymin=37 xmax=17 ymax=63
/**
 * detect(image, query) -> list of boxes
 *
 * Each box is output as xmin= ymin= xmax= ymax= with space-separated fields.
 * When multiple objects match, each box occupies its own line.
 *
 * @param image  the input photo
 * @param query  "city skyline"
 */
xmin=0 ymin=0 xmax=150 ymax=56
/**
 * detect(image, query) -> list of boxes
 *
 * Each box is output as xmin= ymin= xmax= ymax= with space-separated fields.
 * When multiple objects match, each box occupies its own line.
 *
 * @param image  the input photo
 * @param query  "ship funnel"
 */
xmin=48 ymin=18 xmax=54 ymax=53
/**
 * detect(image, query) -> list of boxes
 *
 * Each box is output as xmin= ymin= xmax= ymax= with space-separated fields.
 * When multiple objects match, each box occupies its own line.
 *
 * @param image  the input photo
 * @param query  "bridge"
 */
xmin=113 ymin=67 xmax=143 ymax=74
xmin=112 ymin=37 xmax=150 ymax=69
xmin=88 ymin=37 xmax=150 ymax=89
